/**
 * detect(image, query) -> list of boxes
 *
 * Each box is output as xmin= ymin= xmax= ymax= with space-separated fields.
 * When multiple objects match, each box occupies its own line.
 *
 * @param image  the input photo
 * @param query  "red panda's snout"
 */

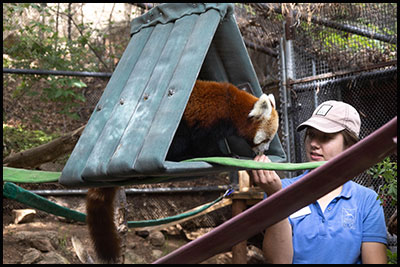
xmin=247 ymin=93 xmax=279 ymax=155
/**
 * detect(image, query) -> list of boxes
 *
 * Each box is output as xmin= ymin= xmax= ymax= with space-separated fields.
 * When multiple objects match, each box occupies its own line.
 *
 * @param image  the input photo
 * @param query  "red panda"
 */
xmin=167 ymin=80 xmax=279 ymax=160
xmin=86 ymin=80 xmax=279 ymax=262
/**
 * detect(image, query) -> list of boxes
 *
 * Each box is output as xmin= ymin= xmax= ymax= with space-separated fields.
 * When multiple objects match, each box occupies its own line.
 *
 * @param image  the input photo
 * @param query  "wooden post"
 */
xmin=232 ymin=198 xmax=247 ymax=263
xmin=231 ymin=170 xmax=250 ymax=264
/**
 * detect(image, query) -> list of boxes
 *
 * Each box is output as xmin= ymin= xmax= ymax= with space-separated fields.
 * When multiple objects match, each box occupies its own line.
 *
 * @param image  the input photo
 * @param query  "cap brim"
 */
xmin=296 ymin=117 xmax=345 ymax=133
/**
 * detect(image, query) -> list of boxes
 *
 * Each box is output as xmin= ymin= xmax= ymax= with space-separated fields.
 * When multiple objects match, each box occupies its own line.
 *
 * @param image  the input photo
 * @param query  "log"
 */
xmin=3 ymin=125 xmax=85 ymax=168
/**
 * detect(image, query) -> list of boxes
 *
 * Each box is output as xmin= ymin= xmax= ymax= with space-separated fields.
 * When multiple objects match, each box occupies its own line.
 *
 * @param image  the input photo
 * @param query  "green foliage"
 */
xmin=236 ymin=3 xmax=256 ymax=16
xmin=367 ymin=156 xmax=397 ymax=207
xmin=299 ymin=3 xmax=397 ymax=59
xmin=3 ymin=3 xmax=119 ymax=120
xmin=3 ymin=124 xmax=60 ymax=158
xmin=386 ymin=248 xmax=397 ymax=264
xmin=367 ymin=157 xmax=397 ymax=263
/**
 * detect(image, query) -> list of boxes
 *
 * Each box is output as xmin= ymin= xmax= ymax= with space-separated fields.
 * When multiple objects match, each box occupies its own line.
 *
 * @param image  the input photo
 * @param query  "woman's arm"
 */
xmin=262 ymin=218 xmax=293 ymax=263
xmin=361 ymin=242 xmax=387 ymax=264
xmin=252 ymin=155 xmax=293 ymax=263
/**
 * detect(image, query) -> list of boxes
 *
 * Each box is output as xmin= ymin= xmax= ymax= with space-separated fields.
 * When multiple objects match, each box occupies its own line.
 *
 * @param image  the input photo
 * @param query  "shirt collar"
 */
xmin=337 ymin=181 xmax=353 ymax=199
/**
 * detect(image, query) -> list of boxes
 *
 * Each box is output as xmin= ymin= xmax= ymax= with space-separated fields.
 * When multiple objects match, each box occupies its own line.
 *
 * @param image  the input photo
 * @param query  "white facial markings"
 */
xmin=253 ymin=140 xmax=272 ymax=155
xmin=249 ymin=93 xmax=278 ymax=155
xmin=254 ymin=129 xmax=267 ymax=145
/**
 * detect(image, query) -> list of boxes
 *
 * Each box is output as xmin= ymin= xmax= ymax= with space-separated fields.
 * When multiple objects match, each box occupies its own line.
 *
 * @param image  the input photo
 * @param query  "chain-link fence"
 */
xmin=277 ymin=3 xmax=397 ymax=249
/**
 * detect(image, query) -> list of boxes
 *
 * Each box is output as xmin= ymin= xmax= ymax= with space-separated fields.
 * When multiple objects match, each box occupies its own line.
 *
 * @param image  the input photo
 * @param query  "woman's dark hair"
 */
xmin=341 ymin=129 xmax=359 ymax=148
xmin=304 ymin=128 xmax=359 ymax=149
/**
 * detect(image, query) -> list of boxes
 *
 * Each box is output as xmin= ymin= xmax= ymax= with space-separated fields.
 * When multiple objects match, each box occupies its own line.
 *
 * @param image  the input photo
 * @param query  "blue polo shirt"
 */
xmin=277 ymin=171 xmax=387 ymax=264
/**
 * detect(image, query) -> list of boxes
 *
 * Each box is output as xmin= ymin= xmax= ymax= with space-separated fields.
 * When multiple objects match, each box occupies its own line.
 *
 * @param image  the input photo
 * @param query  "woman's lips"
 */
xmin=310 ymin=152 xmax=324 ymax=161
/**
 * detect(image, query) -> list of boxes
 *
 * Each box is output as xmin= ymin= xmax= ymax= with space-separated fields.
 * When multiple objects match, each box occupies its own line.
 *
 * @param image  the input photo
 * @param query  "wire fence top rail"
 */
xmin=3 ymin=68 xmax=112 ymax=78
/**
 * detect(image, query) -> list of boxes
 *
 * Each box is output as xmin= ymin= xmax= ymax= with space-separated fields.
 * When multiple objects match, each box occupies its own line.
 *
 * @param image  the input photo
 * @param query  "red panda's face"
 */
xmin=248 ymin=94 xmax=279 ymax=155
xmin=253 ymin=141 xmax=271 ymax=155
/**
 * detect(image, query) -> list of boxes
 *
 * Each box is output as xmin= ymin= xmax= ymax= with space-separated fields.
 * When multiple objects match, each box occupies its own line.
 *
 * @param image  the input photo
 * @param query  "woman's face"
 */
xmin=305 ymin=127 xmax=345 ymax=162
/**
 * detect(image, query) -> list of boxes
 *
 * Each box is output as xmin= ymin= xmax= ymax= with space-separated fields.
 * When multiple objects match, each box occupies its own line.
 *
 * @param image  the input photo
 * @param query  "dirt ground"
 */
xmin=3 ymin=214 xmax=198 ymax=264
xmin=3 ymin=216 xmax=262 ymax=264
xmin=3 ymin=172 xmax=266 ymax=264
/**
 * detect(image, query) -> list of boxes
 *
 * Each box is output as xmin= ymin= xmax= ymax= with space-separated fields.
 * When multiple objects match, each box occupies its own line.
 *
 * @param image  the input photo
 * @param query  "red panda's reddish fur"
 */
xmin=86 ymin=80 xmax=278 ymax=262
xmin=183 ymin=80 xmax=277 ymax=148
xmin=184 ymin=81 xmax=258 ymax=129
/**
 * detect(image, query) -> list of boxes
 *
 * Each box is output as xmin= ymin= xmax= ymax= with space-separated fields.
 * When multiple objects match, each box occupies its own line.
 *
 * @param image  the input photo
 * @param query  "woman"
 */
xmin=253 ymin=100 xmax=387 ymax=264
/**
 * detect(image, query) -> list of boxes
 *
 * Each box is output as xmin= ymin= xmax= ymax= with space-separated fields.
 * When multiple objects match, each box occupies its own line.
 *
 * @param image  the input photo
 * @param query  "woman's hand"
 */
xmin=252 ymin=154 xmax=282 ymax=196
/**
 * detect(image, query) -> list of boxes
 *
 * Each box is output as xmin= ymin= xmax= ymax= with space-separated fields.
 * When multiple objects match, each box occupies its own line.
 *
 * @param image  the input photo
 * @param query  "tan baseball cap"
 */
xmin=297 ymin=100 xmax=361 ymax=137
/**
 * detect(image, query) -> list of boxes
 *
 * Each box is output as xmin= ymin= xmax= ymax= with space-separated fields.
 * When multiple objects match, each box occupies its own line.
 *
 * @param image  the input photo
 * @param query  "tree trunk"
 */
xmin=3 ymin=125 xmax=85 ymax=168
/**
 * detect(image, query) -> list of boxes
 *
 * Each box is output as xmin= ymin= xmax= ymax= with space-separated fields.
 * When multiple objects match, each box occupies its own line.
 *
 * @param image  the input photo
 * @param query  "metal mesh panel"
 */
xmin=292 ymin=3 xmax=397 ymax=78
xmin=277 ymin=3 xmax=397 ymax=248
xmin=292 ymin=68 xmax=397 ymax=162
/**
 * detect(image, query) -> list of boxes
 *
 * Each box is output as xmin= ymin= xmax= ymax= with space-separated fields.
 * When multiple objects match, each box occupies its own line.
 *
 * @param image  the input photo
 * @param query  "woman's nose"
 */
xmin=310 ymin=138 xmax=321 ymax=148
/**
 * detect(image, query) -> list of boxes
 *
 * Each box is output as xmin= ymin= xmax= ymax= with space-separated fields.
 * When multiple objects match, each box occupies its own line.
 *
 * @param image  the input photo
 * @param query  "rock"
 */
xmin=161 ymin=224 xmax=184 ymax=236
xmin=151 ymin=249 xmax=163 ymax=259
xmin=31 ymin=238 xmax=54 ymax=252
xmin=149 ymin=231 xmax=165 ymax=247
xmin=202 ymin=251 xmax=232 ymax=264
xmin=21 ymin=248 xmax=42 ymax=264
xmin=14 ymin=230 xmax=59 ymax=251
xmin=125 ymin=251 xmax=147 ymax=264
xmin=37 ymin=251 xmax=70 ymax=264
xmin=12 ymin=209 xmax=36 ymax=224
xmin=182 ymin=227 xmax=214 ymax=240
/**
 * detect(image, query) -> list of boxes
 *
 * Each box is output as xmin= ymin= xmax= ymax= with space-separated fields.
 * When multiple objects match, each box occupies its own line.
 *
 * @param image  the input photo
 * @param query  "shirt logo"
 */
xmin=315 ymin=104 xmax=333 ymax=116
xmin=342 ymin=207 xmax=357 ymax=229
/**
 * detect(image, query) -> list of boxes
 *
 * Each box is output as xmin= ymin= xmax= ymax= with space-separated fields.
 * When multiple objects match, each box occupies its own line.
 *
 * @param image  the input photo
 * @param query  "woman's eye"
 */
xmin=323 ymin=134 xmax=335 ymax=141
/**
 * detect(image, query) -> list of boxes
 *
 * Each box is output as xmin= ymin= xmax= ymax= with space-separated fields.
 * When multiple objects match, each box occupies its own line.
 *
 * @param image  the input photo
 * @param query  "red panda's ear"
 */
xmin=248 ymin=94 xmax=273 ymax=119
xmin=268 ymin=94 xmax=276 ymax=109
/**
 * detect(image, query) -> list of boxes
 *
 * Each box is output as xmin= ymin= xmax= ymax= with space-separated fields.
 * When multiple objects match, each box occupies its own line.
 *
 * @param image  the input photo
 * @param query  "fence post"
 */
xmin=279 ymin=12 xmax=296 ymax=177
xmin=231 ymin=170 xmax=250 ymax=263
